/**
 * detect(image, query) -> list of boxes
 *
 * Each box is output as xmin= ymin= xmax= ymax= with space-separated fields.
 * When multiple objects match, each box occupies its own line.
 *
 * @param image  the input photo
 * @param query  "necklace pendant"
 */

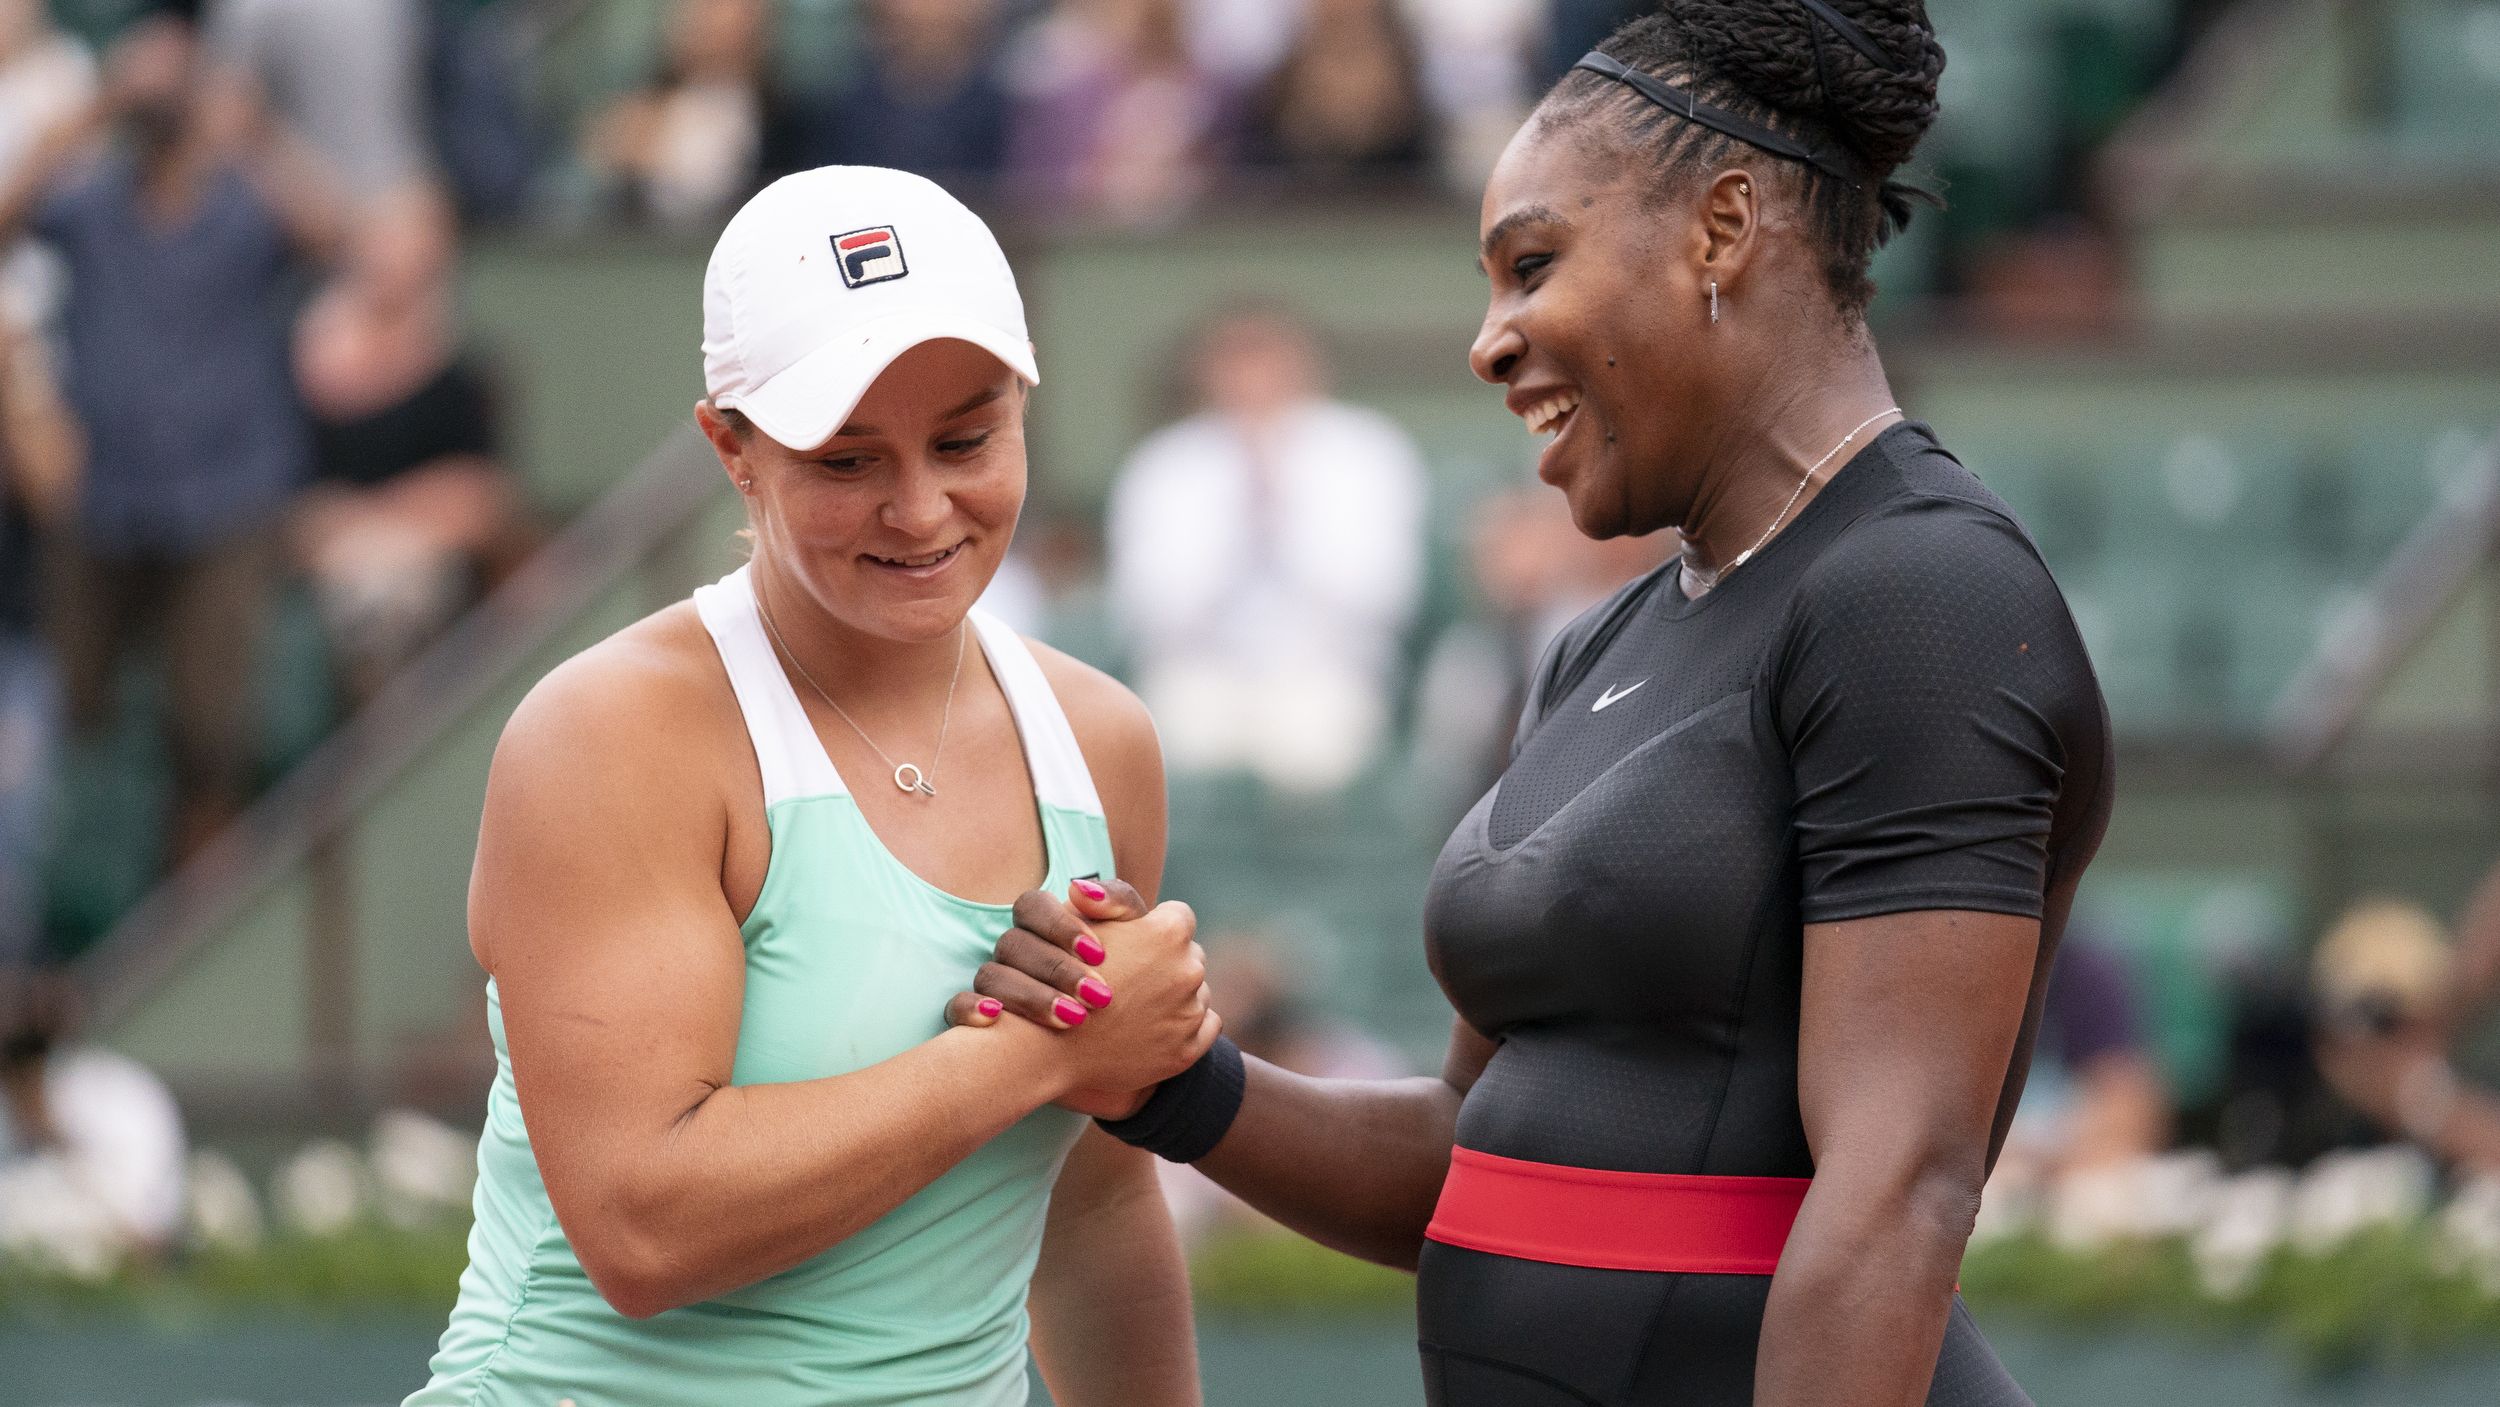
xmin=894 ymin=763 xmax=935 ymax=797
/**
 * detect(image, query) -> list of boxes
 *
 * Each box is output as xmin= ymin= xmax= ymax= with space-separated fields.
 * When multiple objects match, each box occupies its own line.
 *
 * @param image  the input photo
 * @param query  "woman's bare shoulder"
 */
xmin=491 ymin=601 xmax=747 ymax=804
xmin=1024 ymin=639 xmax=1161 ymax=786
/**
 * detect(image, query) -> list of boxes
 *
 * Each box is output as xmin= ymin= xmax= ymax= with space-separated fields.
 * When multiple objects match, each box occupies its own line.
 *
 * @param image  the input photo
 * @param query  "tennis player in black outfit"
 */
xmin=950 ymin=3 xmax=2114 ymax=1403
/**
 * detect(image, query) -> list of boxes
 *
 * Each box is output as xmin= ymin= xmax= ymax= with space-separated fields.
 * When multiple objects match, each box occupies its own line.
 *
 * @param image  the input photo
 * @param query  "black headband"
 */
xmin=1568 ymin=50 xmax=1945 ymax=240
xmin=1572 ymin=51 xmax=1862 ymax=187
xmin=1792 ymin=0 xmax=1902 ymax=71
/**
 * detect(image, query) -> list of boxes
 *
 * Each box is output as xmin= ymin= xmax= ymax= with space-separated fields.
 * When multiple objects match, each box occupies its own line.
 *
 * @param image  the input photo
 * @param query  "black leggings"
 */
xmin=1415 ymin=1243 xmax=2033 ymax=1407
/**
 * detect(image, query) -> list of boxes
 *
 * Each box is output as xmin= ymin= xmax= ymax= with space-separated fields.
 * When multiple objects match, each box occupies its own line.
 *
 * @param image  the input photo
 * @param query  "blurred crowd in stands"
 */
xmin=0 ymin=0 xmax=534 ymax=978
xmin=574 ymin=0 xmax=1552 ymax=229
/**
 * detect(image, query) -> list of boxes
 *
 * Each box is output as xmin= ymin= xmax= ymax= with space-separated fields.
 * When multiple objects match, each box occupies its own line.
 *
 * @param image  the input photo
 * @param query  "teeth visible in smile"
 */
xmin=878 ymin=546 xmax=957 ymax=568
xmin=1524 ymin=393 xmax=1581 ymax=437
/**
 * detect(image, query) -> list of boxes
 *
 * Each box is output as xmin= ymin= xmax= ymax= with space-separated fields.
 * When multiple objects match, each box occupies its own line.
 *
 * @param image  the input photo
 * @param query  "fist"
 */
xmin=945 ymin=880 xmax=1219 ymax=1114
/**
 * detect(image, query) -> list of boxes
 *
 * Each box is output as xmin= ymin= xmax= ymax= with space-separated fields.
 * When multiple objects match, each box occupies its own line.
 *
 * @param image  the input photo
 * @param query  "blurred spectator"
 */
xmin=1539 ymin=0 xmax=1648 ymax=84
xmin=1107 ymin=302 xmax=1425 ymax=793
xmin=0 ymin=315 xmax=75 ymax=970
xmin=1 ymin=14 xmax=343 ymax=863
xmin=205 ymin=0 xmax=428 ymax=200
xmin=1411 ymin=483 xmax=1668 ymax=797
xmin=421 ymin=0 xmax=537 ymax=222
xmin=0 ymin=971 xmax=187 ymax=1272
xmin=0 ymin=0 xmax=95 ymax=321
xmin=1999 ymin=931 xmax=2173 ymax=1180
xmin=816 ymin=0 xmax=1012 ymax=180
xmin=292 ymin=180 xmax=529 ymax=707
xmin=1005 ymin=0 xmax=1233 ymax=225
xmin=1158 ymin=935 xmax=1402 ymax=1244
xmin=1179 ymin=0 xmax=1304 ymax=87
xmin=0 ymin=0 xmax=96 ymax=210
xmin=581 ymin=0 xmax=802 ymax=230
xmin=1240 ymin=0 xmax=1433 ymax=180
xmin=2317 ymin=891 xmax=2500 ymax=1174
xmin=1403 ymin=0 xmax=1542 ymax=186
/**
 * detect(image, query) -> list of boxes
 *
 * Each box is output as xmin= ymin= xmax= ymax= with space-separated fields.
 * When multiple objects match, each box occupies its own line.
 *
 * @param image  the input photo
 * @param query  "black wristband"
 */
xmin=1096 ymin=1036 xmax=1246 ymax=1164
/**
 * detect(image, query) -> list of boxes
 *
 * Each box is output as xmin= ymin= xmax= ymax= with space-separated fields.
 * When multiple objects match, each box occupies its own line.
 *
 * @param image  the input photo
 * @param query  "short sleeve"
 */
xmin=1776 ymin=496 xmax=2096 ymax=925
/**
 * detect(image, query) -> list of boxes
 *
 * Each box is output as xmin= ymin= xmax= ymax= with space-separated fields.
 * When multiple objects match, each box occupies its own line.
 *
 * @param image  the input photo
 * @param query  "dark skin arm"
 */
xmin=950 ymin=881 xmax=1493 ymax=1270
xmin=1756 ymin=909 xmax=2034 ymax=1405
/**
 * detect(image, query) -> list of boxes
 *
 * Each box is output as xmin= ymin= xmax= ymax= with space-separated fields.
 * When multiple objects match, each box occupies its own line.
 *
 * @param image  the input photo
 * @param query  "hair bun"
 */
xmin=1670 ymin=0 xmax=1945 ymax=174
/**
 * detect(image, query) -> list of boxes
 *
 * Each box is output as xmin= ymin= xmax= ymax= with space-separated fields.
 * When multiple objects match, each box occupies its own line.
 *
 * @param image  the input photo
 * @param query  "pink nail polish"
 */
xmin=1075 ymin=880 xmax=1107 ymax=902
xmin=1078 ymin=976 xmax=1114 ymax=1010
xmin=1053 ymin=998 xmax=1089 ymax=1027
xmin=976 ymin=998 xmax=1002 ymax=1019
xmin=1074 ymin=934 xmax=1106 ymax=965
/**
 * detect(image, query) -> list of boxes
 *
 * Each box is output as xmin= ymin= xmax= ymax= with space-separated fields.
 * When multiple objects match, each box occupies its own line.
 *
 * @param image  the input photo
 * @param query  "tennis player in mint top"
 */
xmin=407 ymin=166 xmax=1219 ymax=1406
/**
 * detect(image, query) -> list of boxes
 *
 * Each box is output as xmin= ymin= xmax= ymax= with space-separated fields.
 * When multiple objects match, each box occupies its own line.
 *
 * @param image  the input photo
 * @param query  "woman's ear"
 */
xmin=1693 ymin=167 xmax=1762 ymax=284
xmin=694 ymin=400 xmax=754 ymax=493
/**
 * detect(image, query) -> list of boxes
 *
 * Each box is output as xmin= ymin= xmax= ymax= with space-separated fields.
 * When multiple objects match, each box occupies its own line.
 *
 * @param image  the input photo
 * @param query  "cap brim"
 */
xmin=726 ymin=310 xmax=1041 ymax=453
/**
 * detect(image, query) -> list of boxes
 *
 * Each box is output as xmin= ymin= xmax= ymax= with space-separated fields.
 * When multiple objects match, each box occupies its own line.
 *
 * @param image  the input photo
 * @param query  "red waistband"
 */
xmin=1424 ymin=1146 xmax=1810 ymax=1275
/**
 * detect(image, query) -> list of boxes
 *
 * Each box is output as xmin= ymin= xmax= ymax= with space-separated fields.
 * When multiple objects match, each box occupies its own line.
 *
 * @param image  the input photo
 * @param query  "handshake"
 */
xmin=944 ymin=879 xmax=1222 ymax=1122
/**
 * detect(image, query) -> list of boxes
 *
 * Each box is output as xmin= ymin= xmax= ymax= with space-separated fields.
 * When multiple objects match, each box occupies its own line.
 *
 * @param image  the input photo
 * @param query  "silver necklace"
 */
xmin=1687 ymin=406 xmax=1901 ymax=592
xmin=756 ymin=589 xmax=965 ymax=798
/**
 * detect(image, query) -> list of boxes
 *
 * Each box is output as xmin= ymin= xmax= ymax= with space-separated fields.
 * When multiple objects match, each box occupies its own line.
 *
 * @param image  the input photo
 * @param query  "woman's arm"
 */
xmin=1028 ymin=1131 xmax=1199 ymax=1406
xmin=1021 ymin=642 xmax=1200 ymax=1403
xmin=954 ymin=881 xmax=1490 ymax=1271
xmin=1194 ymin=1015 xmax=1489 ymax=1269
xmin=1754 ymin=908 xmax=2035 ymax=1407
xmin=480 ymin=640 xmax=1215 ymax=1320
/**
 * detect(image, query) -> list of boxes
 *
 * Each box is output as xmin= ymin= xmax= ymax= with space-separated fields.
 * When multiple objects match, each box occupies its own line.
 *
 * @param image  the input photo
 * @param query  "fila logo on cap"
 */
xmin=834 ymin=226 xmax=907 ymax=288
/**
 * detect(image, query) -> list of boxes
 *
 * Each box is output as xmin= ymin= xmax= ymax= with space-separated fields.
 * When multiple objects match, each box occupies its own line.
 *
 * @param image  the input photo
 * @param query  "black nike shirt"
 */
xmin=1424 ymin=420 xmax=2116 ymax=1179
xmin=1409 ymin=422 xmax=2110 ymax=1403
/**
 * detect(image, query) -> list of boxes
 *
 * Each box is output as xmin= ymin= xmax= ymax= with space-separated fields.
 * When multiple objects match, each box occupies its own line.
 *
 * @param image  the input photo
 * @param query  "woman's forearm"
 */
xmin=1192 ymin=1058 xmax=1464 ymax=1270
xmin=574 ymin=1020 xmax=1068 ymax=1317
xmin=1753 ymin=1168 xmax=1977 ymax=1406
xmin=1030 ymin=1137 xmax=1200 ymax=1406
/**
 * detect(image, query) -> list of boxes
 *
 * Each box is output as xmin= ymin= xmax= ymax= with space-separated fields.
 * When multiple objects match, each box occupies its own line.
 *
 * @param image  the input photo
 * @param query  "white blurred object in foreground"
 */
xmin=0 ymin=1044 xmax=186 ymax=1273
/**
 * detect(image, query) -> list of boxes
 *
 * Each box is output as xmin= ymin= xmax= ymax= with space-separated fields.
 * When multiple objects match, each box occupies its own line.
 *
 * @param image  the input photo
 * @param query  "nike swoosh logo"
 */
xmin=1592 ymin=680 xmax=1649 ymax=712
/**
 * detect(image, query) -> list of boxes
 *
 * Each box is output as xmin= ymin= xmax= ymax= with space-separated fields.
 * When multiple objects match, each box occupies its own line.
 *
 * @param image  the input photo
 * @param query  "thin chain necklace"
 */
xmin=756 ymin=587 xmax=966 ymax=798
xmin=1686 ymin=406 xmax=1901 ymax=593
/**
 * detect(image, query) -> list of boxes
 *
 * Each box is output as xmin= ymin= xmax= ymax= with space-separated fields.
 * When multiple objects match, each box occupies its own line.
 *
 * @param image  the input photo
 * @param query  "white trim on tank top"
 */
xmin=693 ymin=563 xmax=1105 ymax=817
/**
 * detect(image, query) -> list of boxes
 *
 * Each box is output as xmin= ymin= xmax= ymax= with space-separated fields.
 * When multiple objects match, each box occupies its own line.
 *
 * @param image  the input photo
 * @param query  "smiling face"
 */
xmin=1470 ymin=118 xmax=1729 ymax=540
xmin=699 ymin=338 xmax=1028 ymax=645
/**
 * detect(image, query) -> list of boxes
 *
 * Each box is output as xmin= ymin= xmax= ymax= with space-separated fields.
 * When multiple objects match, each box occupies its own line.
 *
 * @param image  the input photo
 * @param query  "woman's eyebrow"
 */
xmin=835 ymin=384 xmax=1010 ymax=439
xmin=1476 ymin=205 xmax=1572 ymax=274
xmin=940 ymin=384 xmax=1008 ymax=422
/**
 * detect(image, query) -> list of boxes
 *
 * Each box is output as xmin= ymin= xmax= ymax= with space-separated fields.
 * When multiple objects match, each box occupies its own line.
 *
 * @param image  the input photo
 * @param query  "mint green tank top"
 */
xmin=409 ymin=565 xmax=1101 ymax=1406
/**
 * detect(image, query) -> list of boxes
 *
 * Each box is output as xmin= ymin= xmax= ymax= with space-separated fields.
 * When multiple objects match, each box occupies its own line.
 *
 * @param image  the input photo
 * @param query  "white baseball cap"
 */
xmin=701 ymin=166 xmax=1039 ymax=452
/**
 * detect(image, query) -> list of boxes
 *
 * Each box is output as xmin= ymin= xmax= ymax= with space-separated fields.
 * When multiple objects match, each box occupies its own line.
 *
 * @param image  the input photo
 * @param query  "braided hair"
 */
xmin=1539 ymin=0 xmax=1946 ymax=321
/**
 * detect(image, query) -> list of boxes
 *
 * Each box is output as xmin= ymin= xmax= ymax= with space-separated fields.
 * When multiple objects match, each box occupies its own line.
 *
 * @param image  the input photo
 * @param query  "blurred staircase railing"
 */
xmin=2268 ymin=436 xmax=2500 ymax=773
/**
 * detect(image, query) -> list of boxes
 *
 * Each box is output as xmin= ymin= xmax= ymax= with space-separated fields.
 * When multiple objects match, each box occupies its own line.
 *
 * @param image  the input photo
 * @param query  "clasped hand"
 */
xmin=944 ymin=880 xmax=1218 ymax=1119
